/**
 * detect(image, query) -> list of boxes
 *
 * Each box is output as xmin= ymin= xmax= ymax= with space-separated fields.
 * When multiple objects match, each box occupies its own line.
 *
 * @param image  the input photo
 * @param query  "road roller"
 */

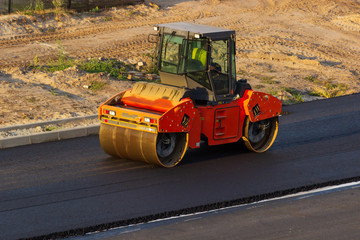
xmin=98 ymin=22 xmax=282 ymax=167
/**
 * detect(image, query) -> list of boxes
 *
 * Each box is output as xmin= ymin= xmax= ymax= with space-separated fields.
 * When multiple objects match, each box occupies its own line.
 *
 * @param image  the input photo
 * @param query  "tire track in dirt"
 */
xmin=235 ymin=32 xmax=360 ymax=72
xmin=0 ymin=21 xmax=147 ymax=48
xmin=0 ymin=36 xmax=153 ymax=68
xmin=0 ymin=9 xmax=217 ymax=68
xmin=0 ymin=10 xmax=216 ymax=48
xmin=331 ymin=14 xmax=360 ymax=33
xmin=218 ymin=15 xmax=356 ymax=67
xmin=70 ymin=36 xmax=153 ymax=60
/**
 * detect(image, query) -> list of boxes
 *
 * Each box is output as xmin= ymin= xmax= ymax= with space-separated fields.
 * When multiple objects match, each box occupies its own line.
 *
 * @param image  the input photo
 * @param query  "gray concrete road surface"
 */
xmin=80 ymin=184 xmax=360 ymax=240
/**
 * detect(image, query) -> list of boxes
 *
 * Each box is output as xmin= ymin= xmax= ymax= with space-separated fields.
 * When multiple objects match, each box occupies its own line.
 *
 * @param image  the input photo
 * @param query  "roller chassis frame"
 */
xmin=98 ymin=22 xmax=282 ymax=167
xmin=99 ymin=82 xmax=281 ymax=167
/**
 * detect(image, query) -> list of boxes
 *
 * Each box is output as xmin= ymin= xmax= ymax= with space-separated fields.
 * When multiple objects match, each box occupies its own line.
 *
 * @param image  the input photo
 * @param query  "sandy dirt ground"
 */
xmin=0 ymin=0 xmax=360 ymax=127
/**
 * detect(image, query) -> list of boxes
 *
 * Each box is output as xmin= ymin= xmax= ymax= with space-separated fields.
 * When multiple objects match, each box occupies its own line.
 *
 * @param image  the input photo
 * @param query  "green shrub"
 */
xmin=312 ymin=84 xmax=347 ymax=98
xmin=52 ymin=0 xmax=65 ymax=21
xmin=268 ymin=90 xmax=278 ymax=97
xmin=45 ymin=125 xmax=58 ymax=131
xmin=21 ymin=0 xmax=44 ymax=15
xmin=90 ymin=6 xmax=100 ymax=13
xmin=309 ymin=80 xmax=348 ymax=98
xmin=283 ymin=87 xmax=304 ymax=103
xmin=261 ymin=76 xmax=279 ymax=85
xmin=27 ymin=96 xmax=37 ymax=103
xmin=103 ymin=16 xmax=113 ymax=21
xmin=89 ymin=80 xmax=107 ymax=91
xmin=254 ymin=84 xmax=265 ymax=89
xmin=34 ymin=0 xmax=44 ymax=12
xmin=50 ymin=89 xmax=58 ymax=96
xmin=309 ymin=91 xmax=322 ymax=97
xmin=38 ymin=40 xmax=74 ymax=72
xmin=78 ymin=59 xmax=123 ymax=78
xmin=304 ymin=75 xmax=317 ymax=82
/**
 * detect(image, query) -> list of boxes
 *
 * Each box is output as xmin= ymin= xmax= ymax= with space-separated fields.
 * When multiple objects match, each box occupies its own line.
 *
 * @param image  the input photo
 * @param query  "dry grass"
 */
xmin=310 ymin=84 xmax=348 ymax=98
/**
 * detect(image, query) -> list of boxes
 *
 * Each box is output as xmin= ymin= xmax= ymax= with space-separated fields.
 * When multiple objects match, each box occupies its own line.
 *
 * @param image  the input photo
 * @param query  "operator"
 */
xmin=192 ymin=47 xmax=207 ymax=67
xmin=209 ymin=59 xmax=222 ymax=73
xmin=192 ymin=48 xmax=222 ymax=72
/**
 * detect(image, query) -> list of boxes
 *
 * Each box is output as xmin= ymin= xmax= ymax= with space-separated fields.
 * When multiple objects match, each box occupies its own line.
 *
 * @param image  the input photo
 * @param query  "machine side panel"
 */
xmin=213 ymin=106 xmax=240 ymax=140
xmin=243 ymin=90 xmax=282 ymax=122
xmin=158 ymin=99 xmax=197 ymax=133
xmin=197 ymin=100 xmax=245 ymax=146
xmin=188 ymin=110 xmax=202 ymax=149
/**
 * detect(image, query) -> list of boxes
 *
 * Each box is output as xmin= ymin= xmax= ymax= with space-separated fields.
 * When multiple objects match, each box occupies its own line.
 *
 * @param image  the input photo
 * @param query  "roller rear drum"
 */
xmin=242 ymin=116 xmax=279 ymax=153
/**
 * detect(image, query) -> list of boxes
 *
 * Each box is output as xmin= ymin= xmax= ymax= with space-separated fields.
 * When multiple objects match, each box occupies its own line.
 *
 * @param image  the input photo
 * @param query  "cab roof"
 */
xmin=156 ymin=22 xmax=235 ymax=40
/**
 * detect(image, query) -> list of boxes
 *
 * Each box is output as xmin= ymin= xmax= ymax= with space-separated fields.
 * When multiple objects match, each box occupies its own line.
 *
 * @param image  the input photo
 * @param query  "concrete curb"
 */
xmin=0 ymin=114 xmax=98 ymax=132
xmin=0 ymin=124 xmax=100 ymax=149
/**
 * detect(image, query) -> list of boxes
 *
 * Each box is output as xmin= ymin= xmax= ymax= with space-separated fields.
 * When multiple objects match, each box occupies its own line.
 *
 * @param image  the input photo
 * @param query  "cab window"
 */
xmin=182 ymin=39 xmax=211 ymax=89
xmin=160 ymin=34 xmax=184 ymax=74
xmin=210 ymin=40 xmax=230 ymax=95
xmin=183 ymin=39 xmax=208 ymax=73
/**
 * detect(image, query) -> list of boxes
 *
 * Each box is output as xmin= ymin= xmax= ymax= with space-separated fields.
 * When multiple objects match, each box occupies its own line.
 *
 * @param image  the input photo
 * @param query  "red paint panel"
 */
xmin=158 ymin=99 xmax=197 ymax=133
xmin=213 ymin=106 xmax=240 ymax=140
xmin=188 ymin=111 xmax=202 ymax=149
xmin=243 ymin=90 xmax=282 ymax=122
xmin=197 ymin=100 xmax=245 ymax=146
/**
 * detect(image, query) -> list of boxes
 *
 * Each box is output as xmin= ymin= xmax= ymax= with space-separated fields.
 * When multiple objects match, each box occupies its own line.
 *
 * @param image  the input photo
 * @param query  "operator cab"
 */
xmin=153 ymin=22 xmax=237 ymax=104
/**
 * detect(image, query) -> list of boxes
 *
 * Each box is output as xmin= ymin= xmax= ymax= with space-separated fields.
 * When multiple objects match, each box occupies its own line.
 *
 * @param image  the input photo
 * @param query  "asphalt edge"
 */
xmin=19 ymin=176 xmax=360 ymax=240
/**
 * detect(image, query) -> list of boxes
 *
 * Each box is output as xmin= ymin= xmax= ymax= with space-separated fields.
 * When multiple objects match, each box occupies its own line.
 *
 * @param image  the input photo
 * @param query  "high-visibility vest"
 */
xmin=192 ymin=48 xmax=207 ymax=66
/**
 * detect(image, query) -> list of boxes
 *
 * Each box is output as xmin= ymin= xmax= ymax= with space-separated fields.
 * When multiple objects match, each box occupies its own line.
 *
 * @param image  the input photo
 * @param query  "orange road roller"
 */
xmin=98 ymin=22 xmax=282 ymax=167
